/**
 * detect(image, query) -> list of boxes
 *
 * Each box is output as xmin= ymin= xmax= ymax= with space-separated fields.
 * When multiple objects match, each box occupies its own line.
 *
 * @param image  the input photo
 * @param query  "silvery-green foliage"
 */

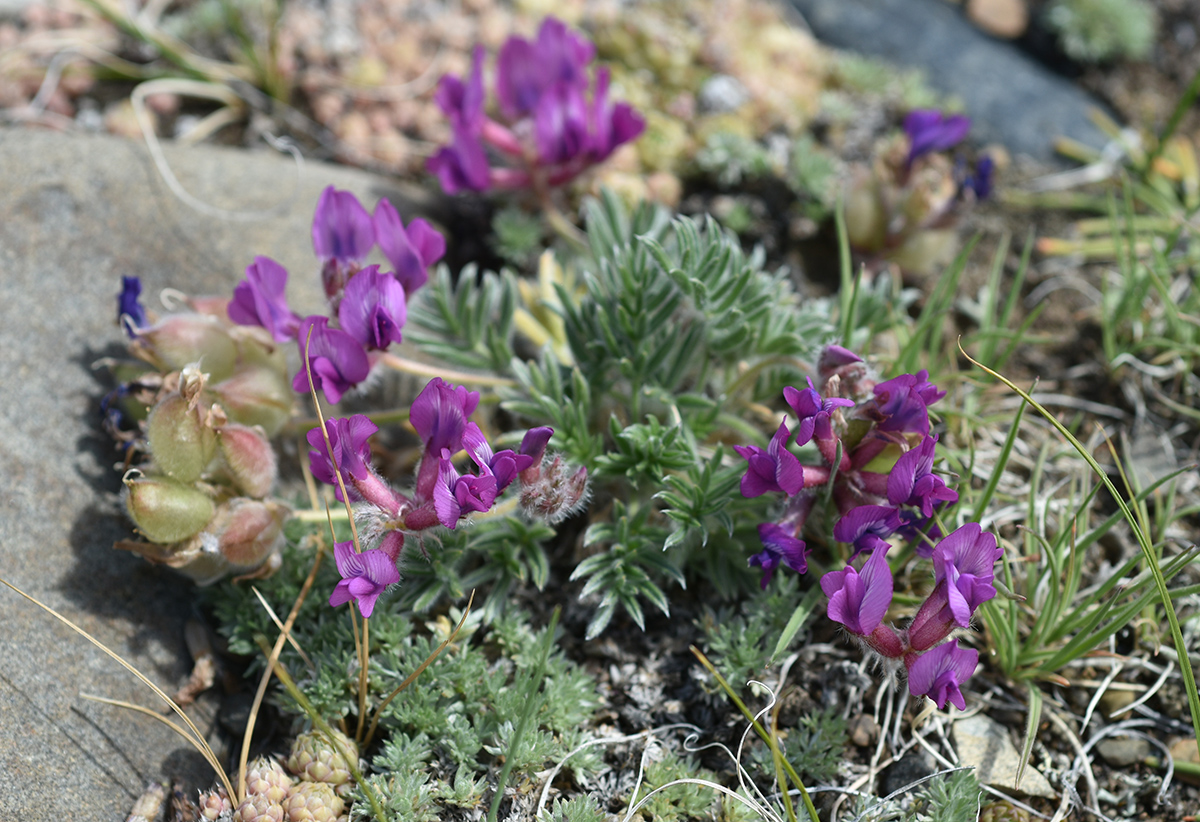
xmin=537 ymin=795 xmax=606 ymax=822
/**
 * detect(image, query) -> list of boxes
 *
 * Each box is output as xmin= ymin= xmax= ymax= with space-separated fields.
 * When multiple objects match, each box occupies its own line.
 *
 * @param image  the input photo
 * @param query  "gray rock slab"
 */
xmin=787 ymin=0 xmax=1114 ymax=162
xmin=0 ymin=125 xmax=431 ymax=821
xmin=954 ymin=713 xmax=1056 ymax=798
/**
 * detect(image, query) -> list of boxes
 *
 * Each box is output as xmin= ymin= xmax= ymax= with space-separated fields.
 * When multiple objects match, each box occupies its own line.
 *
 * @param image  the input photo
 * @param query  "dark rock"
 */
xmin=787 ymin=0 xmax=1113 ymax=162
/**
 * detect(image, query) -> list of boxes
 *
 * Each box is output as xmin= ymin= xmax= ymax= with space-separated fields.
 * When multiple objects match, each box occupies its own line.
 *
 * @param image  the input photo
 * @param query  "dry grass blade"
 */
xmin=0 ymin=578 xmax=236 ymax=800
xmin=363 ymin=589 xmax=476 ymax=748
xmin=237 ymin=542 xmax=326 ymax=800
xmin=251 ymin=585 xmax=313 ymax=668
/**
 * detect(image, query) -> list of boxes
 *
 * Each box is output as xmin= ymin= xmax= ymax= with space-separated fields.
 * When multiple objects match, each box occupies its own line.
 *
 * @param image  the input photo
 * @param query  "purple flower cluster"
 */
xmin=307 ymin=377 xmax=572 ymax=618
xmin=735 ymin=345 xmax=1002 ymax=709
xmin=428 ymin=17 xmax=645 ymax=195
xmin=226 ymin=186 xmax=446 ymax=403
xmin=904 ymin=108 xmax=993 ymax=201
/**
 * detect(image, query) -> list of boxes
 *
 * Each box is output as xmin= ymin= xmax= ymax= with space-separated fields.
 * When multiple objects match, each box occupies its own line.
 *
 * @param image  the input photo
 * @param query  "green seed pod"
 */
xmin=218 ymin=424 xmax=277 ymax=498
xmin=213 ymin=499 xmax=288 ymax=570
xmin=211 ymin=365 xmax=294 ymax=437
xmin=123 ymin=475 xmax=215 ymax=544
xmin=283 ymin=781 xmax=344 ymax=822
xmin=147 ymin=392 xmax=218 ymax=483
xmin=132 ymin=314 xmax=238 ymax=382
xmin=286 ymin=729 xmax=357 ymax=789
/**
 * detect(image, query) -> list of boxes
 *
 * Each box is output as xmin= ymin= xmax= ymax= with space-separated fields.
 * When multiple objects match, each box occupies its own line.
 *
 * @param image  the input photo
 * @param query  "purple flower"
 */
xmin=427 ymin=123 xmax=492 ymax=194
xmin=821 ymin=543 xmax=894 ymax=636
xmin=462 ymin=422 xmax=534 ymax=493
xmin=435 ymin=45 xmax=485 ymax=129
xmin=306 ymin=414 xmax=377 ymax=498
xmin=292 ymin=316 xmax=371 ymax=404
xmin=118 ymin=276 xmax=147 ymax=337
xmin=410 ymin=377 xmax=481 ymax=455
xmin=871 ymin=370 xmax=945 ymax=436
xmin=932 ymin=523 xmax=1002 ymax=626
xmin=750 ymin=523 xmax=809 ymax=589
xmin=228 ymin=256 xmax=301 ymax=342
xmin=329 ymin=540 xmax=400 ymax=618
xmin=496 ymin=17 xmax=594 ymax=119
xmin=907 ymin=639 xmax=978 ymax=710
xmin=784 ymin=377 xmax=854 ymax=446
xmin=734 ymin=421 xmax=804 ymax=498
xmin=534 ymin=83 xmax=590 ymax=166
xmin=337 ymin=265 xmax=407 ymax=351
xmin=312 ymin=186 xmax=375 ymax=267
xmin=433 ymin=447 xmax=498 ymax=528
xmin=373 ymin=199 xmax=445 ymax=295
xmin=904 ymin=109 xmax=970 ymax=165
xmin=963 ymin=154 xmax=994 ymax=201
xmin=833 ymin=504 xmax=899 ymax=556
xmin=886 ymin=435 xmax=958 ymax=517
xmin=586 ymin=67 xmax=645 ymax=161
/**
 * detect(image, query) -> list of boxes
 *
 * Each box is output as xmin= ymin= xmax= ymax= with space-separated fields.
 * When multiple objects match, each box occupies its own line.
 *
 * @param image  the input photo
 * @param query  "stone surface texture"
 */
xmin=787 ymin=0 xmax=1112 ymax=161
xmin=0 ymin=125 xmax=426 ymax=821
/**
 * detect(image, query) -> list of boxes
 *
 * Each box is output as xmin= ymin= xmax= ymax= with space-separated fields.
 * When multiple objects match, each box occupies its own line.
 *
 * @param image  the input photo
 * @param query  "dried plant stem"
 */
xmin=0 ymin=579 xmax=236 ymax=801
xmin=363 ymin=590 xmax=475 ymax=748
xmin=691 ymin=646 xmax=820 ymax=822
xmin=379 ymin=352 xmax=516 ymax=387
xmin=237 ymin=544 xmax=326 ymax=800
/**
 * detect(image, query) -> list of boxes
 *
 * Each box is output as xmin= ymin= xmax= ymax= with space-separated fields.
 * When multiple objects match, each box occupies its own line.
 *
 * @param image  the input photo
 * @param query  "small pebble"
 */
xmin=848 ymin=713 xmax=878 ymax=747
xmin=698 ymin=74 xmax=750 ymax=114
xmin=1096 ymin=737 xmax=1151 ymax=767
xmin=966 ymin=0 xmax=1029 ymax=39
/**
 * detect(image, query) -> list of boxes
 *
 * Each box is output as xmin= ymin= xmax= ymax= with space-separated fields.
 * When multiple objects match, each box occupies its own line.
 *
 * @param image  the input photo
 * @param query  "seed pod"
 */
xmin=123 ymin=474 xmax=214 ymax=544
xmin=212 ymin=499 xmax=288 ymax=570
xmin=210 ymin=365 xmax=293 ymax=437
xmin=218 ymin=423 xmax=277 ymax=498
xmin=131 ymin=314 xmax=238 ymax=381
xmin=147 ymin=392 xmax=218 ymax=483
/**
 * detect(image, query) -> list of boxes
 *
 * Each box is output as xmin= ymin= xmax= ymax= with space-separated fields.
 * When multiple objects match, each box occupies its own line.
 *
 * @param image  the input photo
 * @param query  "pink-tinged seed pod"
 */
xmin=519 ymin=455 xmax=589 ymax=524
xmin=131 ymin=314 xmax=239 ymax=381
xmin=211 ymin=498 xmax=288 ymax=570
xmin=218 ymin=423 xmax=277 ymax=498
xmin=147 ymin=391 xmax=219 ymax=484
xmin=123 ymin=474 xmax=215 ymax=544
xmin=210 ymin=365 xmax=294 ymax=437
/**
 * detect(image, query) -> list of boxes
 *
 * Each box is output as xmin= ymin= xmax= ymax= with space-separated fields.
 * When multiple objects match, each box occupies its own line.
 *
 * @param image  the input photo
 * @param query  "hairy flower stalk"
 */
xmin=307 ymin=379 xmax=576 ymax=618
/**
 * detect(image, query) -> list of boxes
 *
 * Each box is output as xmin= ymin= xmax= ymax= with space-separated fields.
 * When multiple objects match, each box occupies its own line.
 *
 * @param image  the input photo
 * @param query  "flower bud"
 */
xmin=146 ymin=391 xmax=218 ymax=483
xmin=520 ymin=455 xmax=589 ymax=524
xmin=218 ymin=423 xmax=277 ymax=498
xmin=197 ymin=787 xmax=232 ymax=821
xmin=131 ymin=314 xmax=238 ymax=381
xmin=283 ymin=781 xmax=344 ymax=822
xmin=286 ymin=728 xmax=357 ymax=789
xmin=123 ymin=474 xmax=215 ymax=543
xmin=210 ymin=365 xmax=294 ymax=436
xmin=242 ymin=756 xmax=292 ymax=804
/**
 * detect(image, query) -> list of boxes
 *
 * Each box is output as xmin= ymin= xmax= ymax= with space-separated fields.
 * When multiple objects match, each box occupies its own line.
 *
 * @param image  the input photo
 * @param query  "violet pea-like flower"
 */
xmin=433 ymin=448 xmax=499 ymax=529
xmin=784 ymin=377 xmax=854 ymax=447
xmin=228 ymin=256 xmax=301 ymax=342
xmin=871 ymin=370 xmax=945 ymax=436
xmin=118 ymin=275 xmax=147 ymax=337
xmin=329 ymin=540 xmax=400 ymax=619
xmin=292 ymin=316 xmax=370 ymax=404
xmin=462 ymin=422 xmax=535 ymax=493
xmin=821 ymin=543 xmax=894 ymax=636
xmin=904 ymin=109 xmax=970 ymax=165
xmin=496 ymin=17 xmax=593 ymax=119
xmin=932 ymin=523 xmax=1002 ymax=627
xmin=307 ymin=414 xmax=377 ymax=497
xmin=585 ymin=67 xmax=646 ymax=162
xmin=338 ymin=265 xmax=407 ymax=351
xmin=373 ymin=199 xmax=446 ymax=295
xmin=436 ymin=45 xmax=486 ymax=130
xmin=427 ymin=122 xmax=493 ymax=195
xmin=907 ymin=639 xmax=978 ymax=711
xmin=312 ymin=186 xmax=375 ymax=269
xmin=833 ymin=504 xmax=900 ymax=557
xmin=886 ymin=435 xmax=958 ymax=517
xmin=410 ymin=377 xmax=481 ymax=455
xmin=750 ymin=523 xmax=809 ymax=589
xmin=734 ymin=420 xmax=804 ymax=498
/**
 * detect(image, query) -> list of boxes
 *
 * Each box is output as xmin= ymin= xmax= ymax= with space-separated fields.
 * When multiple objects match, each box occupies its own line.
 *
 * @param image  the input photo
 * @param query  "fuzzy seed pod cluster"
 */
xmin=108 ymin=290 xmax=293 ymax=584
